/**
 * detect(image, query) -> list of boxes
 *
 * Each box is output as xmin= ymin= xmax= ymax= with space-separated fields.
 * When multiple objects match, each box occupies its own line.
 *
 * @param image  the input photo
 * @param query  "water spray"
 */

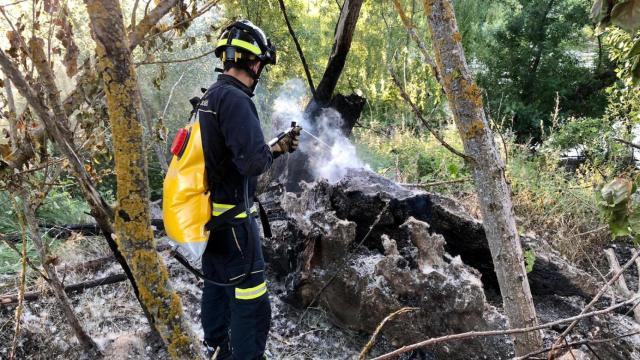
xmin=301 ymin=128 xmax=333 ymax=150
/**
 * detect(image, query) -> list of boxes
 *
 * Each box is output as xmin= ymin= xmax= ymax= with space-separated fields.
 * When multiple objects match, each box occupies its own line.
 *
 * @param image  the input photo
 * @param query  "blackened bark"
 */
xmin=306 ymin=0 xmax=365 ymax=123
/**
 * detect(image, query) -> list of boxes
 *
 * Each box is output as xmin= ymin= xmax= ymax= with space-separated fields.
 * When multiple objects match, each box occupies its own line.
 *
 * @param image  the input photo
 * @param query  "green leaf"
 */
xmin=447 ymin=163 xmax=460 ymax=177
xmin=524 ymin=249 xmax=535 ymax=273
xmin=611 ymin=0 xmax=640 ymax=32
xmin=628 ymin=193 xmax=640 ymax=234
xmin=629 ymin=39 xmax=640 ymax=57
xmin=601 ymin=178 xmax=633 ymax=206
xmin=609 ymin=215 xmax=631 ymax=237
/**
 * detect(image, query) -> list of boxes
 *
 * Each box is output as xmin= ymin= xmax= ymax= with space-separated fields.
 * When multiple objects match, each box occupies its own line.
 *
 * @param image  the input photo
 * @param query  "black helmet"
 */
xmin=215 ymin=20 xmax=276 ymax=69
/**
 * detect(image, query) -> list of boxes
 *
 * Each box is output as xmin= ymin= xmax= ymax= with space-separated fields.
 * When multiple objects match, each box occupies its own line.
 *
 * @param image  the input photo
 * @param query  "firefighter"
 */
xmin=199 ymin=20 xmax=300 ymax=359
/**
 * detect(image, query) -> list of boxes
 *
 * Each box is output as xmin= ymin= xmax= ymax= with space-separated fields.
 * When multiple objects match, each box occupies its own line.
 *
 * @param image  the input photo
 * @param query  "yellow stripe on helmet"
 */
xmin=216 ymin=38 xmax=262 ymax=57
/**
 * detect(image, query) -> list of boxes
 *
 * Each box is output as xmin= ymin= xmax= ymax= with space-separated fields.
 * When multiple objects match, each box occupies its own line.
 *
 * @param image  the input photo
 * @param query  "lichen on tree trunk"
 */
xmin=422 ymin=0 xmax=543 ymax=356
xmin=83 ymin=0 xmax=201 ymax=358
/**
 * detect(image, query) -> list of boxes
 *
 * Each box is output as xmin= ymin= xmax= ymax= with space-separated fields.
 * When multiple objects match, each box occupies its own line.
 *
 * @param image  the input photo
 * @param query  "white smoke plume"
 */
xmin=270 ymin=79 xmax=370 ymax=182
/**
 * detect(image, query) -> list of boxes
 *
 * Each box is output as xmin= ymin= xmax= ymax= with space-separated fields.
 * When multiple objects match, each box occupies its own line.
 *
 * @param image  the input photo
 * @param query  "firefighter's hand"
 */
xmin=271 ymin=126 xmax=302 ymax=154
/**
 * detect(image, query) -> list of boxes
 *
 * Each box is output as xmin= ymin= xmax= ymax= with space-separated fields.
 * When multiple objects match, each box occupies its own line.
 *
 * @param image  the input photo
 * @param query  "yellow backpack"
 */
xmin=162 ymin=109 xmax=211 ymax=259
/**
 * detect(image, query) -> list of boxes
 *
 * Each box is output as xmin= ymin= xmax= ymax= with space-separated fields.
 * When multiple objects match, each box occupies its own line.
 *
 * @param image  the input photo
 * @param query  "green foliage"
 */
xmin=355 ymin=124 xmax=469 ymax=184
xmin=0 ymin=189 xmax=90 ymax=275
xmin=477 ymin=0 xmax=611 ymax=141
xmin=597 ymin=177 xmax=640 ymax=239
xmin=547 ymin=117 xmax=609 ymax=150
xmin=524 ymin=249 xmax=536 ymax=273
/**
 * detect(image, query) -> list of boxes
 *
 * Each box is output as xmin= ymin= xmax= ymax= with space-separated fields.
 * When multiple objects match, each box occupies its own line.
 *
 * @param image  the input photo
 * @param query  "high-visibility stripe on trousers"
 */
xmin=201 ymin=218 xmax=270 ymax=360
xmin=235 ymin=282 xmax=267 ymax=300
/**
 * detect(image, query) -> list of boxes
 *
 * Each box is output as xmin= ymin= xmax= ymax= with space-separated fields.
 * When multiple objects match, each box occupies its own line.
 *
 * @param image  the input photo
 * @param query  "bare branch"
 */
xmin=358 ymin=307 xmax=419 ymax=360
xmin=134 ymin=48 xmax=216 ymax=65
xmin=613 ymin=137 xmax=640 ymax=151
xmin=8 ymin=196 xmax=27 ymax=360
xmin=387 ymin=64 xmax=471 ymax=161
xmin=0 ymin=273 xmax=128 ymax=305
xmin=604 ymin=248 xmax=640 ymax=322
xmin=277 ymin=0 xmax=316 ymax=99
xmin=391 ymin=0 xmax=441 ymax=83
xmin=16 ymin=188 xmax=100 ymax=355
xmin=399 ymin=178 xmax=471 ymax=188
xmin=515 ymin=331 xmax=640 ymax=360
xmin=128 ymin=0 xmax=181 ymax=49
xmin=137 ymin=0 xmax=219 ymax=46
xmin=131 ymin=0 xmax=140 ymax=30
xmin=550 ymin=247 xmax=640 ymax=356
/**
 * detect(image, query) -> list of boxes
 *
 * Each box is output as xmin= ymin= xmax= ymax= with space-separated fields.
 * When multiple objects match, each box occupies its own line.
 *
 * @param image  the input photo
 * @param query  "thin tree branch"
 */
xmin=17 ymin=188 xmax=100 ymax=355
xmin=370 ymin=295 xmax=640 ymax=360
xmin=9 ymin=196 xmax=28 ymax=360
xmin=137 ymin=0 xmax=219 ymax=46
xmin=391 ymin=0 xmax=441 ymax=84
xmin=515 ymin=331 xmax=640 ymax=360
xmin=358 ymin=307 xmax=419 ymax=360
xmin=399 ymin=178 xmax=471 ymax=188
xmin=134 ymin=48 xmax=216 ymax=65
xmin=128 ymin=0 xmax=181 ymax=48
xmin=549 ymin=247 xmax=640 ymax=358
xmin=277 ymin=0 xmax=316 ymax=99
xmin=613 ymin=138 xmax=640 ymax=151
xmin=131 ymin=0 xmax=140 ymax=30
xmin=0 ymin=273 xmax=129 ymax=305
xmin=387 ymin=64 xmax=471 ymax=162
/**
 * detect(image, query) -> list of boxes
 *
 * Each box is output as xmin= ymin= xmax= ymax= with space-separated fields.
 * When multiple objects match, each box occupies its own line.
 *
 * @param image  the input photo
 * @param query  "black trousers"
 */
xmin=201 ymin=217 xmax=271 ymax=360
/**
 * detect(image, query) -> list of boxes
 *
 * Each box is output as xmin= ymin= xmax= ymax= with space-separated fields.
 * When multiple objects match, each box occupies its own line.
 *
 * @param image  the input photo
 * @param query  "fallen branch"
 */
xmin=514 ymin=330 xmax=640 ymax=360
xmin=399 ymin=178 xmax=471 ymax=188
xmin=604 ymin=248 xmax=640 ymax=322
xmin=369 ymin=295 xmax=640 ymax=360
xmin=358 ymin=307 xmax=419 ymax=360
xmin=549 ymin=246 xmax=640 ymax=358
xmin=0 ymin=273 xmax=128 ymax=306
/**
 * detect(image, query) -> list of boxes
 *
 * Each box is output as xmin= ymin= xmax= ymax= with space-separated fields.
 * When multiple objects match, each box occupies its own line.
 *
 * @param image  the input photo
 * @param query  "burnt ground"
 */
xmin=0 ymin=236 xmax=408 ymax=360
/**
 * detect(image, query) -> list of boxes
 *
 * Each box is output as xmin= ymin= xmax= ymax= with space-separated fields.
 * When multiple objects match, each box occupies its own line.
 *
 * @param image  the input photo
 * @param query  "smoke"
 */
xmin=270 ymin=79 xmax=370 ymax=183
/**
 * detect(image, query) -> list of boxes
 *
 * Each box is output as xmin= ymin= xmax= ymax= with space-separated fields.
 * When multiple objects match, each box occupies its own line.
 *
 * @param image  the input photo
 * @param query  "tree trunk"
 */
xmin=83 ymin=1 xmax=201 ymax=358
xmin=18 ymin=189 xmax=101 ymax=357
xmin=423 ymin=0 xmax=543 ymax=356
xmin=306 ymin=0 xmax=365 ymax=116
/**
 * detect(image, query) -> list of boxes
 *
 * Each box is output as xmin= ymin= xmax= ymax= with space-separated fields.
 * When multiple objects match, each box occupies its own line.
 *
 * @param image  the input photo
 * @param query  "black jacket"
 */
xmin=199 ymin=74 xmax=273 ymax=205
